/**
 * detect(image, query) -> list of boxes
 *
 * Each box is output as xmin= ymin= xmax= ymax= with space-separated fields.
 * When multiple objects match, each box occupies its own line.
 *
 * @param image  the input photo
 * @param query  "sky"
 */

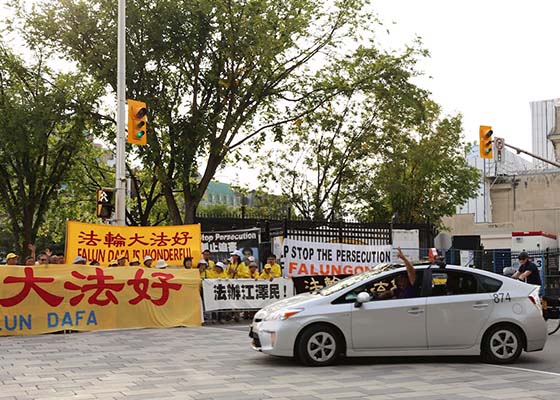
xmin=3 ymin=0 xmax=559 ymax=187
xmin=373 ymin=0 xmax=560 ymax=151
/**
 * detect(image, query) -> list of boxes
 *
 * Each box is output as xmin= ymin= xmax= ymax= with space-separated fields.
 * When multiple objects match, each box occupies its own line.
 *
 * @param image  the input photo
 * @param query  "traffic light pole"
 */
xmin=503 ymin=142 xmax=560 ymax=169
xmin=114 ymin=0 xmax=127 ymax=226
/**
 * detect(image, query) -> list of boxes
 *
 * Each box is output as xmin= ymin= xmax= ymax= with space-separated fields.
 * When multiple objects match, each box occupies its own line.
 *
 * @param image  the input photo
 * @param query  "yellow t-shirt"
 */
xmin=207 ymin=268 xmax=227 ymax=279
xmin=258 ymin=270 xmax=274 ymax=280
xmin=249 ymin=270 xmax=260 ymax=279
xmin=264 ymin=263 xmax=282 ymax=278
xmin=226 ymin=262 xmax=250 ymax=278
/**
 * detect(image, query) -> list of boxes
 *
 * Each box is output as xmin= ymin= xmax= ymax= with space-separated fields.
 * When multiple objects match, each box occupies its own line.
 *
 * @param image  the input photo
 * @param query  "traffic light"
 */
xmin=96 ymin=188 xmax=114 ymax=219
xmin=127 ymin=99 xmax=147 ymax=146
xmin=479 ymin=125 xmax=493 ymax=159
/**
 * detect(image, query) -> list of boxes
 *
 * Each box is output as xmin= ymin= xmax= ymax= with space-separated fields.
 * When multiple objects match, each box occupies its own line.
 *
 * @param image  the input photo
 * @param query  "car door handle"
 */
xmin=407 ymin=308 xmax=424 ymax=315
xmin=473 ymin=303 xmax=489 ymax=309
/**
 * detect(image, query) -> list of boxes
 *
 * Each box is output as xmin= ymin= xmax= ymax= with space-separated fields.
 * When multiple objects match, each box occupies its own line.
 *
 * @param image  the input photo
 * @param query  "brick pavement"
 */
xmin=0 ymin=326 xmax=559 ymax=400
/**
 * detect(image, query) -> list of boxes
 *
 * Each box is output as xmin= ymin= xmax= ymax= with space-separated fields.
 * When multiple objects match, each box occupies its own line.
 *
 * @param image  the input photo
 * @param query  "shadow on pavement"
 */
xmin=249 ymin=353 xmax=483 ymax=368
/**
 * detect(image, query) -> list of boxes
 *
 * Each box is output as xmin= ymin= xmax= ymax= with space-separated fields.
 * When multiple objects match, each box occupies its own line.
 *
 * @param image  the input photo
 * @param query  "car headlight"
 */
xmin=265 ymin=308 xmax=304 ymax=321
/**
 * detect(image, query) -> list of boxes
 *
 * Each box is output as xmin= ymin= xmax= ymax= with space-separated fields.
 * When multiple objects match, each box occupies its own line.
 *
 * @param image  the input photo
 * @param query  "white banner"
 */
xmin=283 ymin=239 xmax=392 ymax=277
xmin=202 ymin=279 xmax=294 ymax=311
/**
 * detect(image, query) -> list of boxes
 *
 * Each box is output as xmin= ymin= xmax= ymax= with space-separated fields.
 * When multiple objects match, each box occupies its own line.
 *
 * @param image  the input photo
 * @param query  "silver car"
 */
xmin=250 ymin=264 xmax=547 ymax=366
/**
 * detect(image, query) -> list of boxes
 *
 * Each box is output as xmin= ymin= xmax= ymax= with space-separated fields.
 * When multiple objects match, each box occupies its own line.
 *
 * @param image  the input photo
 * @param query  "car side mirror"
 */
xmin=354 ymin=292 xmax=371 ymax=308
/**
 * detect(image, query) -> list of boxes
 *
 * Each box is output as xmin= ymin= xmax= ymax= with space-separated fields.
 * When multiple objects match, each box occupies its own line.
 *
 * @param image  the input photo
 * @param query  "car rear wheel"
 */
xmin=296 ymin=324 xmax=341 ymax=366
xmin=482 ymin=325 xmax=523 ymax=364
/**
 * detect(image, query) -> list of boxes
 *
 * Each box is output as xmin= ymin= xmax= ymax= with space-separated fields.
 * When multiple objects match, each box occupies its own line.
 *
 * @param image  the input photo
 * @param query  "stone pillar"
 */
xmin=548 ymin=101 xmax=560 ymax=162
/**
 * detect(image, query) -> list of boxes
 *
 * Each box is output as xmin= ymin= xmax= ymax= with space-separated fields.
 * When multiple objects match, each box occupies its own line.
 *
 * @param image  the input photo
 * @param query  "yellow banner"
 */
xmin=0 ymin=265 xmax=201 ymax=336
xmin=65 ymin=221 xmax=202 ymax=266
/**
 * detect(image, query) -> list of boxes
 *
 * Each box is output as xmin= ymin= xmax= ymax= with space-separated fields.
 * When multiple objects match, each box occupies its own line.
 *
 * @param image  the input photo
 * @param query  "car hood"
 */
xmin=255 ymin=292 xmax=319 ymax=318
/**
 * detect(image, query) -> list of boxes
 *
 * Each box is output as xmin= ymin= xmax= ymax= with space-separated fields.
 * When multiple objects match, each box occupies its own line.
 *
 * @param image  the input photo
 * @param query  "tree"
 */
xmin=259 ymin=44 xmax=430 ymax=220
xmin=353 ymin=101 xmax=481 ymax=225
xmin=16 ymin=0 xmax=375 ymax=224
xmin=0 ymin=43 xmax=103 ymax=254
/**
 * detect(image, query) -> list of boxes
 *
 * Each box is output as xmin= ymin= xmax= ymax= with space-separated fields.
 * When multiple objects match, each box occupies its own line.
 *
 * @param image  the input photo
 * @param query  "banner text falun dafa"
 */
xmin=0 ymin=266 xmax=202 ymax=336
xmin=65 ymin=221 xmax=202 ymax=265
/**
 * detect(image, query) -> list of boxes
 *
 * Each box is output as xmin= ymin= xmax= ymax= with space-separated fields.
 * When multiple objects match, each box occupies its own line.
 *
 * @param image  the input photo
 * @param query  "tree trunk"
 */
xmin=184 ymin=201 xmax=199 ymax=225
xmin=161 ymin=181 xmax=182 ymax=225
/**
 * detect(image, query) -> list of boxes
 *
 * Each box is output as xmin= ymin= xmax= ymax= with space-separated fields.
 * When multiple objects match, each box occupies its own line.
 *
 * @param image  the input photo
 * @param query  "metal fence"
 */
xmin=197 ymin=213 xmax=437 ymax=249
xmin=440 ymin=247 xmax=560 ymax=297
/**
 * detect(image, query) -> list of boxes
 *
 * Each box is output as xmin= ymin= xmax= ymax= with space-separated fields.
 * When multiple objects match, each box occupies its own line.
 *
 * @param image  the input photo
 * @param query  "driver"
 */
xmin=375 ymin=247 xmax=417 ymax=300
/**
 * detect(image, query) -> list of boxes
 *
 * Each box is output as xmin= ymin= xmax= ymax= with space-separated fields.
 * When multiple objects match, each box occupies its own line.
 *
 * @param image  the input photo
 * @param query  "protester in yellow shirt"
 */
xmin=202 ymin=249 xmax=216 ymax=270
xmin=265 ymin=255 xmax=282 ymax=278
xmin=208 ymin=261 xmax=227 ymax=279
xmin=226 ymin=250 xmax=250 ymax=278
xmin=248 ymin=262 xmax=260 ymax=279
xmin=258 ymin=264 xmax=275 ymax=281
xmin=197 ymin=259 xmax=210 ymax=279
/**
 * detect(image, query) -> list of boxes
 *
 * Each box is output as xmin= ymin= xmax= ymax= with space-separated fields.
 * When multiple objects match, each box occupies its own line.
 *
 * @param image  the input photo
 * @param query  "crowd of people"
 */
xmin=193 ymin=249 xmax=283 ymax=282
xmin=2 ymin=246 xmax=284 ymax=282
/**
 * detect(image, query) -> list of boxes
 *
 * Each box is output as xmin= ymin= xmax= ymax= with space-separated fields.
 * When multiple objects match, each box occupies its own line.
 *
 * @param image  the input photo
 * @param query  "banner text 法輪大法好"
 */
xmin=66 ymin=221 xmax=202 ymax=265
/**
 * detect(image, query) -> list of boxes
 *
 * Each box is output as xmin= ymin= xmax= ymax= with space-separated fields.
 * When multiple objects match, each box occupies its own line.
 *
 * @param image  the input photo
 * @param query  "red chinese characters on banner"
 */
xmin=128 ymin=233 xmax=148 ymax=246
xmin=64 ymin=268 xmax=125 ymax=306
xmin=78 ymin=230 xmax=102 ymax=246
xmin=103 ymin=233 xmax=126 ymax=248
xmin=171 ymin=231 xmax=193 ymax=246
xmin=0 ymin=268 xmax=183 ymax=308
xmin=150 ymin=232 xmax=171 ymax=246
xmin=0 ymin=267 xmax=64 ymax=307
xmin=127 ymin=269 xmax=182 ymax=306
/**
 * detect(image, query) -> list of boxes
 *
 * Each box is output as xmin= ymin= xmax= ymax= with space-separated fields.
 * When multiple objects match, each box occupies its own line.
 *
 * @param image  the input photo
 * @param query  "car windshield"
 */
xmin=319 ymin=263 xmax=398 ymax=296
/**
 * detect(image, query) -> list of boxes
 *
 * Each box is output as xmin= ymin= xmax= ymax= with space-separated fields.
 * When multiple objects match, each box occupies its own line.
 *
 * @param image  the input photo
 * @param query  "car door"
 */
xmin=350 ymin=271 xmax=428 ymax=350
xmin=426 ymin=269 xmax=495 ymax=349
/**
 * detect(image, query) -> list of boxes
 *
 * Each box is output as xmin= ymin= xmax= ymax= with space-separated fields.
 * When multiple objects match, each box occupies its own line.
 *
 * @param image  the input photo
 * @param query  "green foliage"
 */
xmin=14 ymin=0 xmax=376 ymax=224
xmin=0 ymin=43 xmax=104 ymax=254
xmin=259 ymin=41 xmax=430 ymax=220
xmin=353 ymin=101 xmax=481 ymax=225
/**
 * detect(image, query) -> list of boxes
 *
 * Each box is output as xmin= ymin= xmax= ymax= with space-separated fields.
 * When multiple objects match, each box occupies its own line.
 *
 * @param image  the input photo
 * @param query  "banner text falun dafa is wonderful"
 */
xmin=0 ymin=266 xmax=202 ymax=336
xmin=66 ymin=221 xmax=202 ymax=265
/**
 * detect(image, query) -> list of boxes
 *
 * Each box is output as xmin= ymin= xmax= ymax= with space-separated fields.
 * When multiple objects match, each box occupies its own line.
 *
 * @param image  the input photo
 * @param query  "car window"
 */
xmin=333 ymin=270 xmax=424 ymax=304
xmin=430 ymin=270 xmax=478 ymax=296
xmin=477 ymin=274 xmax=503 ymax=293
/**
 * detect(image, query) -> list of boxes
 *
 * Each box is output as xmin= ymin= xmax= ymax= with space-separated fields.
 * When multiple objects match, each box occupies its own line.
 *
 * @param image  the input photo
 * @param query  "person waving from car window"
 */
xmin=375 ymin=247 xmax=416 ymax=300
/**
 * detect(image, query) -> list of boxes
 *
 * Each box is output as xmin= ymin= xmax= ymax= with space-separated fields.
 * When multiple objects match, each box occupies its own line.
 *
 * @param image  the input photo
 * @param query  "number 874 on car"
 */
xmin=250 ymin=264 xmax=547 ymax=366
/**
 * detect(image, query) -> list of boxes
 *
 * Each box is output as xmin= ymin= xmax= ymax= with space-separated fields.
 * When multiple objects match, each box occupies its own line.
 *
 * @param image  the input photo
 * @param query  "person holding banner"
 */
xmin=258 ymin=264 xmax=275 ymax=281
xmin=226 ymin=250 xmax=250 ymax=279
xmin=143 ymin=255 xmax=153 ymax=268
xmin=202 ymin=249 xmax=215 ymax=269
xmin=183 ymin=257 xmax=193 ymax=269
xmin=6 ymin=253 xmax=18 ymax=265
xmin=197 ymin=259 xmax=210 ymax=278
xmin=248 ymin=262 xmax=260 ymax=279
xmin=265 ymin=255 xmax=282 ymax=278
xmin=208 ymin=261 xmax=227 ymax=279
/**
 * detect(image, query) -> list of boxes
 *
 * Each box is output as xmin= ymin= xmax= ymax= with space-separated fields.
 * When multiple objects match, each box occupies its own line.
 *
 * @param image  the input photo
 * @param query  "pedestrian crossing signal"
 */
xmin=96 ymin=188 xmax=114 ymax=219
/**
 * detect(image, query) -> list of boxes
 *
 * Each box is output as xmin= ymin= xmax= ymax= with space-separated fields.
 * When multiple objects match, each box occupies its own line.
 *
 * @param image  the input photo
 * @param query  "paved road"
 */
xmin=1 ymin=326 xmax=560 ymax=400
xmin=216 ymin=322 xmax=560 ymax=374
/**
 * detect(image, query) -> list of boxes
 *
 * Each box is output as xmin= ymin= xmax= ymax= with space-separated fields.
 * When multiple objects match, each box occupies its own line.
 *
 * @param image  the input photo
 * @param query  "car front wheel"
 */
xmin=482 ymin=325 xmax=523 ymax=364
xmin=296 ymin=324 xmax=341 ymax=366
